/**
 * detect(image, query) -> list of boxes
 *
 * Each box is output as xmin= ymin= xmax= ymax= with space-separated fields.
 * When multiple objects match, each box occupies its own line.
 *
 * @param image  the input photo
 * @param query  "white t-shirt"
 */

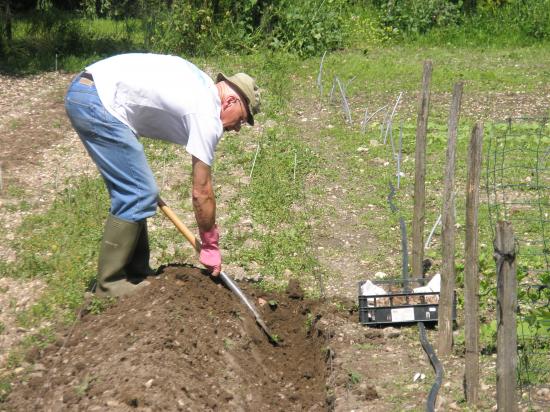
xmin=86 ymin=53 xmax=222 ymax=166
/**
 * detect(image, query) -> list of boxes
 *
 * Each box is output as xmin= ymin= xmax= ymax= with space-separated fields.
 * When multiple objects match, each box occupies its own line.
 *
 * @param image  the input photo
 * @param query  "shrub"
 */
xmin=151 ymin=1 xmax=214 ymax=55
xmin=507 ymin=0 xmax=550 ymax=40
xmin=150 ymin=0 xmax=353 ymax=57
xmin=266 ymin=0 xmax=349 ymax=56
xmin=380 ymin=0 xmax=463 ymax=35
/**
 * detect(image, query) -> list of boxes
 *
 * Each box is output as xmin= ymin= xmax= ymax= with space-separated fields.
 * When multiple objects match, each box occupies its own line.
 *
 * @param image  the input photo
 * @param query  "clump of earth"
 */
xmin=3 ymin=266 xmax=331 ymax=411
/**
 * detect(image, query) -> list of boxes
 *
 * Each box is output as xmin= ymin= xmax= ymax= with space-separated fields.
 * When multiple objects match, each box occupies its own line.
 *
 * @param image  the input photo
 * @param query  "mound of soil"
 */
xmin=4 ymin=266 xmax=329 ymax=411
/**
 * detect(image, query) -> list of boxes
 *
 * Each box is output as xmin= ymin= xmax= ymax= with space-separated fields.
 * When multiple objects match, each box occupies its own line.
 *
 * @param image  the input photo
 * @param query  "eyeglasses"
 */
xmin=237 ymin=98 xmax=248 ymax=125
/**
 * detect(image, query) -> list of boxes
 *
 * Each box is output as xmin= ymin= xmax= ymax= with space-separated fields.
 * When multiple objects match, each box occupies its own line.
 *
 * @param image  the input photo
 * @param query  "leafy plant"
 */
xmin=151 ymin=1 xmax=213 ymax=55
xmin=223 ymin=338 xmax=235 ymax=350
xmin=74 ymin=374 xmax=93 ymax=396
xmin=0 ymin=377 xmax=11 ymax=403
xmin=267 ymin=0 xmax=349 ymax=56
xmin=348 ymin=370 xmax=362 ymax=385
xmin=381 ymin=0 xmax=462 ymax=36
xmin=87 ymin=296 xmax=115 ymax=315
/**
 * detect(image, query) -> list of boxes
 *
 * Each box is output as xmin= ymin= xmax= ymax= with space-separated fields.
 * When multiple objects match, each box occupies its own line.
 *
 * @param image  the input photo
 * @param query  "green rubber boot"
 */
xmin=125 ymin=219 xmax=156 ymax=283
xmin=96 ymin=214 xmax=150 ymax=297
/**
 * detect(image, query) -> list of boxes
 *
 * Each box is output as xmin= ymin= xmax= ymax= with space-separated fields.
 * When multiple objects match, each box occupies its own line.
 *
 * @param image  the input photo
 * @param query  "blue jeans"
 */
xmin=64 ymin=73 xmax=158 ymax=222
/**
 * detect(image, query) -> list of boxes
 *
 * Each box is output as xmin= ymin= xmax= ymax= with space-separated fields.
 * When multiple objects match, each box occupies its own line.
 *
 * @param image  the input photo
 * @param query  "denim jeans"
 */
xmin=64 ymin=73 xmax=158 ymax=222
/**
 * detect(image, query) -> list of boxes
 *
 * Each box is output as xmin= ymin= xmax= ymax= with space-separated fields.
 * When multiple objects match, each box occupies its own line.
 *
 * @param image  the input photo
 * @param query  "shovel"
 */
xmin=157 ymin=198 xmax=279 ymax=346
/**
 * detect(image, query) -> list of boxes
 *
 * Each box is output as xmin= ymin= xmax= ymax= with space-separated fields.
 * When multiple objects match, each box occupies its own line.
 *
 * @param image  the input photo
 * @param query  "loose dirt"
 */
xmin=3 ymin=266 xmax=329 ymax=411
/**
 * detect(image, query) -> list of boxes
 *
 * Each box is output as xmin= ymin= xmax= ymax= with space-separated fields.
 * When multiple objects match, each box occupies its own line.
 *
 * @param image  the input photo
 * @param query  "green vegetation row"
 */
xmin=1 ymin=0 xmax=550 ymax=74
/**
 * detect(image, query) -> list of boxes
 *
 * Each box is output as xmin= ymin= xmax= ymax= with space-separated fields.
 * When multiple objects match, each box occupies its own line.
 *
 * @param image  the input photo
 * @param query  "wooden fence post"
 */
xmin=412 ymin=60 xmax=432 ymax=278
xmin=463 ymin=122 xmax=484 ymax=403
xmin=437 ymin=82 xmax=464 ymax=357
xmin=495 ymin=221 xmax=518 ymax=412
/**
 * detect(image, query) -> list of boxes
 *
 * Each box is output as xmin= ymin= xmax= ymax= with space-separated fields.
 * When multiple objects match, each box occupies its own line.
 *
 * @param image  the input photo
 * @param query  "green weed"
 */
xmin=355 ymin=342 xmax=377 ymax=351
xmin=74 ymin=374 xmax=93 ymax=397
xmin=9 ymin=119 xmax=21 ymax=130
xmin=4 ymin=185 xmax=25 ymax=198
xmin=305 ymin=312 xmax=314 ymax=333
xmin=87 ymin=296 xmax=115 ymax=315
xmin=223 ymin=338 xmax=235 ymax=350
xmin=0 ymin=377 xmax=11 ymax=403
xmin=348 ymin=370 xmax=362 ymax=386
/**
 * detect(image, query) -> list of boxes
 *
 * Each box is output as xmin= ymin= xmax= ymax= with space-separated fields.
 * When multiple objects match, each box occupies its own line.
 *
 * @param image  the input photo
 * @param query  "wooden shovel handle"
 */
xmin=157 ymin=197 xmax=201 ymax=253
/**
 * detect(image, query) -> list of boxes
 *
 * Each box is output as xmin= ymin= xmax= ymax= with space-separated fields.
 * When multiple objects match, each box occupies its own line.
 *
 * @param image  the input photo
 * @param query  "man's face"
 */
xmin=222 ymin=97 xmax=248 ymax=132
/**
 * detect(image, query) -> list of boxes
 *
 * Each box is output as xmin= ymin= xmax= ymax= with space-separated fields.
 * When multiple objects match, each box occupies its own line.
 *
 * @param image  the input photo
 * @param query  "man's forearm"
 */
xmin=192 ymin=156 xmax=216 ymax=231
xmin=192 ymin=193 xmax=216 ymax=231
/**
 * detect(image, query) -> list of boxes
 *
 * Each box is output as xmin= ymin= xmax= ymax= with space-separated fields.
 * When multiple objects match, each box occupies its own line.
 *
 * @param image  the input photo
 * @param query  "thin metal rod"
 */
xmin=384 ymin=92 xmax=403 ymax=144
xmin=335 ymin=77 xmax=352 ymax=123
xmin=425 ymin=214 xmax=442 ymax=249
xmin=249 ymin=142 xmax=261 ymax=180
xmin=317 ymin=51 xmax=327 ymax=99
xmin=365 ymin=105 xmax=388 ymax=126
xmin=397 ymin=121 xmax=403 ymax=189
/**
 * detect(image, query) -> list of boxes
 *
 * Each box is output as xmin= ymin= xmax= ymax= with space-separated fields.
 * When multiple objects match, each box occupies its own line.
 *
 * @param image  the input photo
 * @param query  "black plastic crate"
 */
xmin=358 ymin=279 xmax=456 ymax=325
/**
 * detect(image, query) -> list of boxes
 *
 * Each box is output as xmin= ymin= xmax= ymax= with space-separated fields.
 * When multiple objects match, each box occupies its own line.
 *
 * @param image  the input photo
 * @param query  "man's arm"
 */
xmin=192 ymin=156 xmax=216 ymax=230
xmin=192 ymin=156 xmax=221 ymax=276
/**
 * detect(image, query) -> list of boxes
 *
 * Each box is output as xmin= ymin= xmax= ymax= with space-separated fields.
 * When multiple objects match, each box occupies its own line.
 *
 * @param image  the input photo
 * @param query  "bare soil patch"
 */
xmin=0 ymin=278 xmax=47 ymax=367
xmin=0 ymin=72 xmax=96 ymax=264
xmin=0 ymin=72 xmax=74 ymax=177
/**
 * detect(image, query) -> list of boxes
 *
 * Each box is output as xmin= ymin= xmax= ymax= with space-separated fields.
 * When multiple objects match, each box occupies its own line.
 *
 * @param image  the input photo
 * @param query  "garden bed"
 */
xmin=3 ymin=266 xmax=329 ymax=411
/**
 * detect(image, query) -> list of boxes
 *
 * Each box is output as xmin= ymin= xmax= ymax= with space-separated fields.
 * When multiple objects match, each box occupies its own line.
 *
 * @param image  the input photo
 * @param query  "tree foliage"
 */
xmin=1 ymin=0 xmax=548 ymax=61
xmin=380 ymin=0 xmax=463 ymax=35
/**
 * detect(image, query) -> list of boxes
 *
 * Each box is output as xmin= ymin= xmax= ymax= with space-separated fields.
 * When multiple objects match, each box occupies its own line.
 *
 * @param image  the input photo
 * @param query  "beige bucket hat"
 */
xmin=216 ymin=72 xmax=260 ymax=125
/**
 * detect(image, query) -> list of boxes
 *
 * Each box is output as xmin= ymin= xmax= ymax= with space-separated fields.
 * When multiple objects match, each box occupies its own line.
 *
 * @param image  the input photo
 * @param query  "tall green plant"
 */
xmin=151 ymin=0 xmax=214 ymax=55
xmin=380 ymin=0 xmax=463 ymax=35
xmin=149 ymin=0 xmax=353 ymax=56
xmin=267 ymin=0 xmax=349 ymax=56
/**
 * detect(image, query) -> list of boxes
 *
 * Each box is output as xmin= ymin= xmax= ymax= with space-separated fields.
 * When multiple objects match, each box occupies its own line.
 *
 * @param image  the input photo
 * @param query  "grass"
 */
xmin=220 ymin=126 xmax=320 ymax=289
xmin=3 ymin=177 xmax=107 ymax=327
xmin=1 ymin=16 xmax=144 ymax=74
xmin=331 ymin=46 xmax=544 ymax=90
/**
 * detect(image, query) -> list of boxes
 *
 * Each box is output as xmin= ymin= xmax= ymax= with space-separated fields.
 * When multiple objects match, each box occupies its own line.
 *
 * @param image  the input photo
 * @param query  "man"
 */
xmin=64 ymin=53 xmax=260 ymax=297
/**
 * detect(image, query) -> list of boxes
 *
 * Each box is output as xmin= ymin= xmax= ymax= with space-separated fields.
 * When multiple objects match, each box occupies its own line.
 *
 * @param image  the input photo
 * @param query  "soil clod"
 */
xmin=286 ymin=278 xmax=305 ymax=300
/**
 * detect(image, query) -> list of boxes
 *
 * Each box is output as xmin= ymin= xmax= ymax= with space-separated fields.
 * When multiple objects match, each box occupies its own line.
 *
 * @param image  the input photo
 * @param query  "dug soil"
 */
xmin=3 ymin=266 xmax=331 ymax=411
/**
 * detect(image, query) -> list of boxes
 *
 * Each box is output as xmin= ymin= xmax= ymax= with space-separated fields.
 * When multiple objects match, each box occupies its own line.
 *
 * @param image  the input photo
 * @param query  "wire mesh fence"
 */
xmin=484 ymin=116 xmax=550 ymax=410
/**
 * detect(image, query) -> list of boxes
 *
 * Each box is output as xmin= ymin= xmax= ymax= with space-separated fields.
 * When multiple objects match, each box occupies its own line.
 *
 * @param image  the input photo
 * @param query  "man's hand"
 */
xmin=199 ymin=225 xmax=221 ymax=276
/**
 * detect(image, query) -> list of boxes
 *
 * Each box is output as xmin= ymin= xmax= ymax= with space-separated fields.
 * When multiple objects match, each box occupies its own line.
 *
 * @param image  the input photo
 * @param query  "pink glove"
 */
xmin=199 ymin=225 xmax=221 ymax=276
